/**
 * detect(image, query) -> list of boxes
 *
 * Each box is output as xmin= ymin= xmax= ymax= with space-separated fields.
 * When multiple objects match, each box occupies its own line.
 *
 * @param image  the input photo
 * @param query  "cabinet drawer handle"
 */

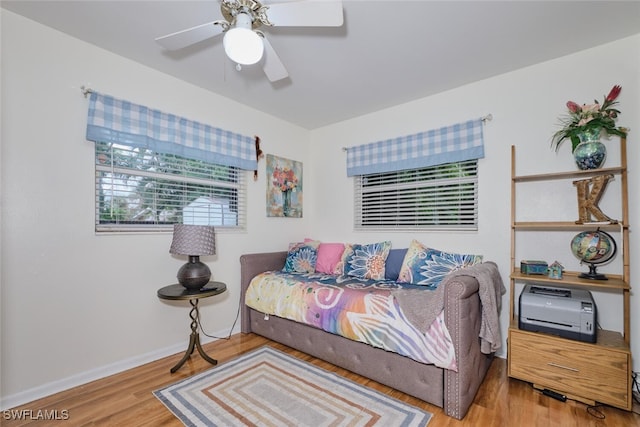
xmin=547 ymin=362 xmax=579 ymax=372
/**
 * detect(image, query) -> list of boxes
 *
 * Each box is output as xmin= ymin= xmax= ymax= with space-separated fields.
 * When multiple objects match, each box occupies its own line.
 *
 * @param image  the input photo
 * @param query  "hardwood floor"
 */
xmin=3 ymin=333 xmax=639 ymax=426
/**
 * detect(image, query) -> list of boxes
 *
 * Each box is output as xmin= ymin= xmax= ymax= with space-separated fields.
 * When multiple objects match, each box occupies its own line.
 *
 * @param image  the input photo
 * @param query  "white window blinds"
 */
xmin=354 ymin=160 xmax=478 ymax=231
xmin=95 ymin=142 xmax=246 ymax=232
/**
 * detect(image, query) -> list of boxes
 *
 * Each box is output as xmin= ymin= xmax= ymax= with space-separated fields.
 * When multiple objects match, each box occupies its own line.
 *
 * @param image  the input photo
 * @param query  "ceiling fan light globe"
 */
xmin=223 ymin=28 xmax=264 ymax=65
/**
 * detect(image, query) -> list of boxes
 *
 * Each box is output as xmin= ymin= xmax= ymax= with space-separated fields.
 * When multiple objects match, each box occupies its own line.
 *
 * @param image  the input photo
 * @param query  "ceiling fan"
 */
xmin=155 ymin=0 xmax=344 ymax=82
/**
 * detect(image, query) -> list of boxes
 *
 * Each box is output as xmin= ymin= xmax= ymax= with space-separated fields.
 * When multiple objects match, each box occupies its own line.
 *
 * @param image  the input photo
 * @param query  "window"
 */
xmin=354 ymin=159 xmax=478 ymax=231
xmin=95 ymin=141 xmax=245 ymax=232
xmin=85 ymin=91 xmax=256 ymax=232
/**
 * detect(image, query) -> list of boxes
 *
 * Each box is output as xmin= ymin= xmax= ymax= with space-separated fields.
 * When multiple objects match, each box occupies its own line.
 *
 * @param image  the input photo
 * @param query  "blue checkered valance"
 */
xmin=346 ymin=118 xmax=485 ymax=176
xmin=86 ymin=92 xmax=257 ymax=170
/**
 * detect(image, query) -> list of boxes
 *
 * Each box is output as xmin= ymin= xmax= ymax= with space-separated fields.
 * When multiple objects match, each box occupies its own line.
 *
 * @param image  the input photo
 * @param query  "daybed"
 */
xmin=240 ymin=249 xmax=504 ymax=420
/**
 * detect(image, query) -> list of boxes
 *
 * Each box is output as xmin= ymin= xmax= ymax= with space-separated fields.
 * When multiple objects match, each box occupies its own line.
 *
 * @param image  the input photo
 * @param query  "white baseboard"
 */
xmin=0 ymin=326 xmax=237 ymax=411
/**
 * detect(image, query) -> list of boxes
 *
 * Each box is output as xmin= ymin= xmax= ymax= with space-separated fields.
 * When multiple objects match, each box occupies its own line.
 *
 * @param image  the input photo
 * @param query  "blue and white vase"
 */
xmin=573 ymin=128 xmax=606 ymax=170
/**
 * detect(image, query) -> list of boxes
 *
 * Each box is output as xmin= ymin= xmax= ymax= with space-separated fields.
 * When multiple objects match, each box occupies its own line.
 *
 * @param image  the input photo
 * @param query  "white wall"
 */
xmin=308 ymin=34 xmax=639 ymax=367
xmin=0 ymin=10 xmax=310 ymax=408
xmin=2 ymin=9 xmax=639 ymax=409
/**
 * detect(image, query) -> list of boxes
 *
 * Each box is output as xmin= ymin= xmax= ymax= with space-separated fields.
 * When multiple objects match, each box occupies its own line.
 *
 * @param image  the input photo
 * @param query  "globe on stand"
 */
xmin=570 ymin=230 xmax=617 ymax=280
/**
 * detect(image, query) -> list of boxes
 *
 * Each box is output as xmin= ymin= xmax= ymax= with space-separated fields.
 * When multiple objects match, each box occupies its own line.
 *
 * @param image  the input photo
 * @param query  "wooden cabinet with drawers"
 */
xmin=508 ymin=135 xmax=632 ymax=410
xmin=509 ymin=325 xmax=630 ymax=408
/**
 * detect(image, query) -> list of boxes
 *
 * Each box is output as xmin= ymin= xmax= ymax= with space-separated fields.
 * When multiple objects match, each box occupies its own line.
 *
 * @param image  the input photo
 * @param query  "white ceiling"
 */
xmin=3 ymin=1 xmax=640 ymax=129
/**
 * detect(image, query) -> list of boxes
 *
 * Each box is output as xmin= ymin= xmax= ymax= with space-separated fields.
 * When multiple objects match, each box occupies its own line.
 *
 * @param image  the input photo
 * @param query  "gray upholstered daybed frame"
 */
xmin=240 ymin=251 xmax=494 ymax=420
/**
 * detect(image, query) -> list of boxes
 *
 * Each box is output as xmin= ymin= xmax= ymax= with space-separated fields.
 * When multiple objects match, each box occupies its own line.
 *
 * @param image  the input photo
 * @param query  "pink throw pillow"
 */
xmin=315 ymin=243 xmax=346 ymax=274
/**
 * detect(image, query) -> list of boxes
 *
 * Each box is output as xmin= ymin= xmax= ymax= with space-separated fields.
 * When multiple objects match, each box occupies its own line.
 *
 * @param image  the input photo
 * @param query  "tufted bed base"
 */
xmin=240 ymin=251 xmax=494 ymax=420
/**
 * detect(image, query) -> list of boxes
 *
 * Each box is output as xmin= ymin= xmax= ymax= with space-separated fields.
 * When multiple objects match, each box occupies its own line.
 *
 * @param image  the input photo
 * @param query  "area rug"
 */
xmin=154 ymin=346 xmax=432 ymax=426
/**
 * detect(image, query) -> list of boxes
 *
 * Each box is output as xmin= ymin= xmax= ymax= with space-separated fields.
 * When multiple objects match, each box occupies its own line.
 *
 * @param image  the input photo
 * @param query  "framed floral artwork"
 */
xmin=266 ymin=154 xmax=302 ymax=217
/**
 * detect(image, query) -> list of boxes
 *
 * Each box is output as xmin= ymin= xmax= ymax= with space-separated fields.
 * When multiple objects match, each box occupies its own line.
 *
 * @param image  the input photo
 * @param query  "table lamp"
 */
xmin=169 ymin=224 xmax=216 ymax=290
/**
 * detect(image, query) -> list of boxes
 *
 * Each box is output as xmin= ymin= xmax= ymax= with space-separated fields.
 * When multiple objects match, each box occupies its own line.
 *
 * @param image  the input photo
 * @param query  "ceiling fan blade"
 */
xmin=266 ymin=0 xmax=343 ymax=27
xmin=261 ymin=35 xmax=289 ymax=82
xmin=155 ymin=21 xmax=226 ymax=50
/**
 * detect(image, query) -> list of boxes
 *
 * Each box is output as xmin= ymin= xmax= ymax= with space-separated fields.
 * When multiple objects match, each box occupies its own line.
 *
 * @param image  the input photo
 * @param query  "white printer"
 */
xmin=519 ymin=284 xmax=597 ymax=343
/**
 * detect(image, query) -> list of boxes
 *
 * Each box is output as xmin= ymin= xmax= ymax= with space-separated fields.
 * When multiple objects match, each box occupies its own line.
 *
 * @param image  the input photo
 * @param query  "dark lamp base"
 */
xmin=579 ymin=264 xmax=608 ymax=281
xmin=177 ymin=256 xmax=211 ymax=290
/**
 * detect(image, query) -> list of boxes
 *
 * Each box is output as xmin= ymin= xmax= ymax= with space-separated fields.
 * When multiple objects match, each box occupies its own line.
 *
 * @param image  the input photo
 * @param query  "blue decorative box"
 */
xmin=520 ymin=260 xmax=548 ymax=275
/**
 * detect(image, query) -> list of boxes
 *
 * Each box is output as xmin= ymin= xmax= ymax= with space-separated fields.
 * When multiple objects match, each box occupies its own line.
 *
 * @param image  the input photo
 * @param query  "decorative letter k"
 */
xmin=573 ymin=175 xmax=617 ymax=224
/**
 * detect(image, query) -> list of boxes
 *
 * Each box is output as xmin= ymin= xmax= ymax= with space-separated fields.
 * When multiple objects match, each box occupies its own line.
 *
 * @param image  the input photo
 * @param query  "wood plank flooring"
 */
xmin=3 ymin=333 xmax=639 ymax=426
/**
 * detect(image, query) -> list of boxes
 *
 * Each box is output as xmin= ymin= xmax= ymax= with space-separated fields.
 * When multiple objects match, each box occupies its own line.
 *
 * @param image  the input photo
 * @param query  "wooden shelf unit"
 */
xmin=508 ymin=136 xmax=632 ymax=411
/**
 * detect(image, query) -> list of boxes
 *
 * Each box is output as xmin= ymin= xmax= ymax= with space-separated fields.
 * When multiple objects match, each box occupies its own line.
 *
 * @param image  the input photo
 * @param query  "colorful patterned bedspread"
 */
xmin=245 ymin=271 xmax=457 ymax=371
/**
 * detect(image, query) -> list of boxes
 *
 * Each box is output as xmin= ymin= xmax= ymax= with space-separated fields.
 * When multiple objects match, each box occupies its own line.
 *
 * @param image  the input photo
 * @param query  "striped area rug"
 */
xmin=154 ymin=346 xmax=432 ymax=426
